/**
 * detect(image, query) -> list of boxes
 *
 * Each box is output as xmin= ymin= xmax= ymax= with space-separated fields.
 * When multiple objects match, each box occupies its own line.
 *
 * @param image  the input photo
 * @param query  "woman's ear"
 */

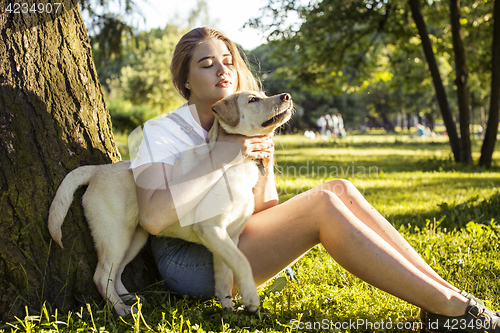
xmin=185 ymin=82 xmax=190 ymax=89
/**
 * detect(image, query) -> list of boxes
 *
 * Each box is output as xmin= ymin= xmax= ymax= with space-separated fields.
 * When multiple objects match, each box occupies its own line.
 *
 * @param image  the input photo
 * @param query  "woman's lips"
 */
xmin=216 ymin=79 xmax=231 ymax=87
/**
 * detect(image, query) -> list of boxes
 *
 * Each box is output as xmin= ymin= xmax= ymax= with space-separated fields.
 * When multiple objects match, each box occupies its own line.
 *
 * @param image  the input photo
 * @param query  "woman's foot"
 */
xmin=458 ymin=291 xmax=500 ymax=316
xmin=460 ymin=291 xmax=485 ymax=307
xmin=421 ymin=299 xmax=500 ymax=333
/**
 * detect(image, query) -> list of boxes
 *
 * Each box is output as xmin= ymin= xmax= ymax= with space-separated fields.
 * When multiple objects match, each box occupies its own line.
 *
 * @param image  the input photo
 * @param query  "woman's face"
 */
xmin=186 ymin=38 xmax=238 ymax=107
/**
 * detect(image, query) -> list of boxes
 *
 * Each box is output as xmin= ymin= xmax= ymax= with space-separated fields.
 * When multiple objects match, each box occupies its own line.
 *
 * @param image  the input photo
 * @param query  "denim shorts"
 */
xmin=150 ymin=235 xmax=215 ymax=299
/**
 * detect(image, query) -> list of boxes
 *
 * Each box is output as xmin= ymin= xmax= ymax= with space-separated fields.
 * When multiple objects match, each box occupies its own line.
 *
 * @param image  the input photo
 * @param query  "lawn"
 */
xmin=3 ymin=132 xmax=500 ymax=333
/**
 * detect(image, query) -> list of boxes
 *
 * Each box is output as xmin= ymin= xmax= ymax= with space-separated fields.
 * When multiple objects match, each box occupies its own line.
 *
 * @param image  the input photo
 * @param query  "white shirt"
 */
xmin=130 ymin=104 xmax=208 ymax=168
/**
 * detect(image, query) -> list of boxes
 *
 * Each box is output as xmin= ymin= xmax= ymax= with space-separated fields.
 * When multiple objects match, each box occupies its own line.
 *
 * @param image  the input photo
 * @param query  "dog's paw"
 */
xmin=114 ymin=302 xmax=138 ymax=317
xmin=219 ymin=295 xmax=235 ymax=310
xmin=241 ymin=292 xmax=260 ymax=313
xmin=120 ymin=293 xmax=145 ymax=303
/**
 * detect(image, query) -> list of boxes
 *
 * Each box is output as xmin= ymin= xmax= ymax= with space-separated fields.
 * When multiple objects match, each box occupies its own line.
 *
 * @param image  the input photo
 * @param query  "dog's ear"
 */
xmin=207 ymin=118 xmax=219 ymax=145
xmin=212 ymin=94 xmax=240 ymax=127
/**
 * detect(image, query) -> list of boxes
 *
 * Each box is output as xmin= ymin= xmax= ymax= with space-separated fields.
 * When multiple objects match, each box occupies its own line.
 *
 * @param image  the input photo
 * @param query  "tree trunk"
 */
xmin=381 ymin=112 xmax=396 ymax=132
xmin=0 ymin=0 xmax=157 ymax=322
xmin=408 ymin=0 xmax=462 ymax=161
xmin=426 ymin=113 xmax=435 ymax=131
xmin=480 ymin=106 xmax=486 ymax=130
xmin=479 ymin=0 xmax=500 ymax=168
xmin=471 ymin=104 xmax=475 ymax=138
xmin=449 ymin=0 xmax=473 ymax=163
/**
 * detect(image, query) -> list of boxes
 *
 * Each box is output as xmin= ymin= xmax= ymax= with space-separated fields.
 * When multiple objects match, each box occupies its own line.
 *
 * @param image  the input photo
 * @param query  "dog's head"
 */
xmin=211 ymin=91 xmax=293 ymax=137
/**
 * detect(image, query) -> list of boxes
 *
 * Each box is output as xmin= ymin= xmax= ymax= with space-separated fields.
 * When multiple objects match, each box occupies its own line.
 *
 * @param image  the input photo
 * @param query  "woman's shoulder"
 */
xmin=142 ymin=103 xmax=206 ymax=146
xmin=145 ymin=103 xmax=189 ymax=128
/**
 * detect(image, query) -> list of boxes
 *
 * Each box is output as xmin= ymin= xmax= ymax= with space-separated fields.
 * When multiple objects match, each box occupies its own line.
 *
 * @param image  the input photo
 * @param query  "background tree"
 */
xmin=479 ymin=0 xmax=500 ymax=167
xmin=0 ymin=0 xmax=157 ymax=321
xmin=449 ymin=0 xmax=472 ymax=163
xmin=80 ymin=0 xmax=143 ymax=84
xmin=408 ymin=0 xmax=462 ymax=160
xmin=249 ymin=0 xmax=497 ymax=165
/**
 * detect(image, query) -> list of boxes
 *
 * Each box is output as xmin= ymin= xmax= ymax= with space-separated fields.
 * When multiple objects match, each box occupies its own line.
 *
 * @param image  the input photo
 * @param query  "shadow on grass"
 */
xmin=387 ymin=190 xmax=500 ymax=230
xmin=277 ymin=152 xmax=500 ymax=175
xmin=277 ymin=135 xmax=454 ymax=150
xmin=128 ymin=287 xmax=422 ymax=333
xmin=276 ymin=156 xmax=439 ymax=175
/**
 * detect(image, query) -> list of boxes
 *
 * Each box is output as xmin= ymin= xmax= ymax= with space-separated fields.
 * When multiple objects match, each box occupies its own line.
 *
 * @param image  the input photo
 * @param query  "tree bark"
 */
xmin=408 ymin=0 xmax=462 ymax=161
xmin=0 ymin=0 xmax=157 ymax=321
xmin=449 ymin=0 xmax=472 ymax=163
xmin=479 ymin=0 xmax=500 ymax=168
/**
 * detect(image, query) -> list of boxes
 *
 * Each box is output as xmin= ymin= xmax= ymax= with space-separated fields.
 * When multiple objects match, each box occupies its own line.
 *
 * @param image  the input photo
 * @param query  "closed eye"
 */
xmin=205 ymin=62 xmax=232 ymax=69
xmin=248 ymin=96 xmax=261 ymax=103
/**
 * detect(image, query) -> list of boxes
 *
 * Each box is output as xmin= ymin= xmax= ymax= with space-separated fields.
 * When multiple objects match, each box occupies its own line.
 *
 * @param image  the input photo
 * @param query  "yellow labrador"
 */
xmin=48 ymin=91 xmax=293 ymax=316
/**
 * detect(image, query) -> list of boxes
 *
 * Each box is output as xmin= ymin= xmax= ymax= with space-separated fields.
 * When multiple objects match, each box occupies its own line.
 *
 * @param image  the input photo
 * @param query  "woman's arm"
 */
xmin=252 ymin=156 xmax=279 ymax=213
xmin=135 ymin=145 xmax=234 ymax=235
xmin=135 ymin=130 xmax=275 ymax=235
xmin=252 ymin=146 xmax=279 ymax=214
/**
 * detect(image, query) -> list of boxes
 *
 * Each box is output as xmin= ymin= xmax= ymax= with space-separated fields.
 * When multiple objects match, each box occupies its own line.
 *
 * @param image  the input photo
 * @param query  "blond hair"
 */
xmin=170 ymin=27 xmax=260 ymax=100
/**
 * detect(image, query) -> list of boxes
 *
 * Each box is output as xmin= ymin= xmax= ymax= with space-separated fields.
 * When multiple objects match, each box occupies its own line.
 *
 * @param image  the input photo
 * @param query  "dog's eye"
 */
xmin=248 ymin=96 xmax=260 ymax=103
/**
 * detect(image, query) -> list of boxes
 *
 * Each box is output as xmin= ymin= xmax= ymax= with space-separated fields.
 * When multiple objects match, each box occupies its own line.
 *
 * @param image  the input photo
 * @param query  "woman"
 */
xmin=130 ymin=27 xmax=498 ymax=333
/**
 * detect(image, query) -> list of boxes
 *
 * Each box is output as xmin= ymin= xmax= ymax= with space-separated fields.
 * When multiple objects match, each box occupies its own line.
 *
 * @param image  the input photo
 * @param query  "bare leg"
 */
xmin=312 ymin=179 xmax=460 ymax=293
xmin=238 ymin=183 xmax=468 ymax=316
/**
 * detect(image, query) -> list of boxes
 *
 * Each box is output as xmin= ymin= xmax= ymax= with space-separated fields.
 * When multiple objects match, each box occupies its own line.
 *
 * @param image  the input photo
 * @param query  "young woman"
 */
xmin=130 ymin=27 xmax=499 ymax=333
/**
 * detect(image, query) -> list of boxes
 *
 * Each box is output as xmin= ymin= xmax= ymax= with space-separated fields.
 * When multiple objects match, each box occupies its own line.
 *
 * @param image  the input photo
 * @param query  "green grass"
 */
xmin=4 ymin=132 xmax=500 ymax=332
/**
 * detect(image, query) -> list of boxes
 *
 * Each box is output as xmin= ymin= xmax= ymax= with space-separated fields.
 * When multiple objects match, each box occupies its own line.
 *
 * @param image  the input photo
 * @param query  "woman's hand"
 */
xmin=216 ymin=127 xmax=275 ymax=165
xmin=216 ymin=127 xmax=278 ymax=213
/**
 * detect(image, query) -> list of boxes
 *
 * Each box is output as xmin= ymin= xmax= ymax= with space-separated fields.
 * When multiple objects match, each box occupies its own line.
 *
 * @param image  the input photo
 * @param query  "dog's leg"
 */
xmin=93 ymin=226 xmax=137 ymax=317
xmin=114 ymin=226 xmax=149 ymax=303
xmin=194 ymin=226 xmax=259 ymax=312
xmin=94 ymin=259 xmax=131 ymax=316
xmin=213 ymin=254 xmax=234 ymax=310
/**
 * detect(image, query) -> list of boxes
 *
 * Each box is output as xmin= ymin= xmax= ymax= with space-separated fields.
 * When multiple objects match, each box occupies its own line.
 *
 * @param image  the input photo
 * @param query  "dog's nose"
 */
xmin=280 ymin=93 xmax=291 ymax=101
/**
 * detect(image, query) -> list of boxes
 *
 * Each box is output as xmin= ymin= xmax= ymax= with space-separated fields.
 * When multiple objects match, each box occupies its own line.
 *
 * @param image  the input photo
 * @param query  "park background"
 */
xmin=1 ymin=0 xmax=500 ymax=332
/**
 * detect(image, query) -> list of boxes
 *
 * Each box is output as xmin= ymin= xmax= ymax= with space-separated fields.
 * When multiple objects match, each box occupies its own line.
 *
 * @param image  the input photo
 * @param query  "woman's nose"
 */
xmin=217 ymin=67 xmax=228 ymax=77
xmin=217 ymin=62 xmax=229 ymax=77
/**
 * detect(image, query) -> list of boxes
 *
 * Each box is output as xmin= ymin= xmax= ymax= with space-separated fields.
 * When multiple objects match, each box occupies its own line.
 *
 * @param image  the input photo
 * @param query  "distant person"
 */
xmin=331 ymin=113 xmax=339 ymax=139
xmin=427 ymin=127 xmax=437 ymax=138
xmin=338 ymin=113 xmax=346 ymax=138
xmin=304 ymin=130 xmax=316 ymax=140
xmin=316 ymin=116 xmax=326 ymax=137
xmin=325 ymin=114 xmax=333 ymax=137
xmin=416 ymin=123 xmax=427 ymax=137
xmin=477 ymin=126 xmax=485 ymax=140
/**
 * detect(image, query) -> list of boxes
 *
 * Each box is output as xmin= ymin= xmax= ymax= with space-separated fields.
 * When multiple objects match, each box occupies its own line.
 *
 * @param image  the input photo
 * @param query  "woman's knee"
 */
xmin=306 ymin=188 xmax=346 ymax=215
xmin=322 ymin=179 xmax=358 ymax=197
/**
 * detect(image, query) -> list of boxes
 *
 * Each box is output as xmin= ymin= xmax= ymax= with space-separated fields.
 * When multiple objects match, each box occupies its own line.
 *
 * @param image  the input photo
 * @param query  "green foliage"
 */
xmin=249 ymin=43 xmax=368 ymax=131
xmin=5 ymin=133 xmax=500 ymax=332
xmin=105 ymin=26 xmax=186 ymax=114
xmin=92 ymin=2 xmax=225 ymax=135
xmin=248 ymin=0 xmax=495 ymax=132
xmin=87 ymin=0 xmax=215 ymax=90
xmin=101 ymin=26 xmax=187 ymax=134
xmin=402 ymin=220 xmax=500 ymax=303
xmin=107 ymin=98 xmax=158 ymax=134
xmin=89 ymin=3 xmax=217 ymax=135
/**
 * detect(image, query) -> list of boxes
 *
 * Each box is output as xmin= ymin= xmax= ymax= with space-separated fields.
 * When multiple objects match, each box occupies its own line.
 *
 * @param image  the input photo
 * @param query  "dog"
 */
xmin=48 ymin=91 xmax=293 ymax=316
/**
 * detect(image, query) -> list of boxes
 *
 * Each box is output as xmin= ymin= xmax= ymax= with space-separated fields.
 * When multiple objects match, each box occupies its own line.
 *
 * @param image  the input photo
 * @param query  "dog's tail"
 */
xmin=48 ymin=165 xmax=96 ymax=248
